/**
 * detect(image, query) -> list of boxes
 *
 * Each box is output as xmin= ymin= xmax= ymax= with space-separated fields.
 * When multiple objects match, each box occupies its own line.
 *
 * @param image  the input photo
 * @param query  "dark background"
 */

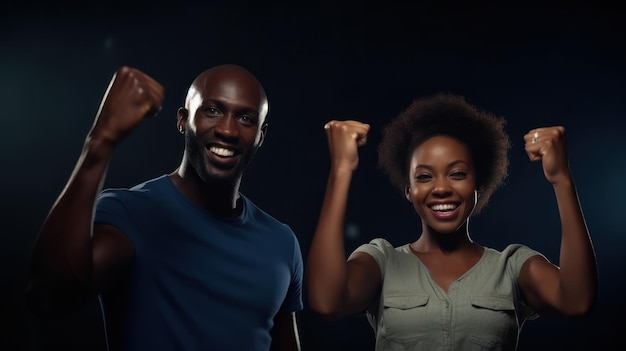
xmin=2 ymin=1 xmax=625 ymax=350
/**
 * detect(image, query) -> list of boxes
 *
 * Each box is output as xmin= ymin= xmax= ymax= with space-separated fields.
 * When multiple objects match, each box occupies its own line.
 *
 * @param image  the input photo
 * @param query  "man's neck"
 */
xmin=169 ymin=170 xmax=243 ymax=218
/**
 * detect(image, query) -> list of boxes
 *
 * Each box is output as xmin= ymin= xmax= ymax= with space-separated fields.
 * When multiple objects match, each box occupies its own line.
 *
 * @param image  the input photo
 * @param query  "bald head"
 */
xmin=185 ymin=64 xmax=269 ymax=122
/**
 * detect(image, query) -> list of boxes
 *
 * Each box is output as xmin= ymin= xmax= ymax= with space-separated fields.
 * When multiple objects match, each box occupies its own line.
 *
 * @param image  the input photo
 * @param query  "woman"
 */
xmin=306 ymin=93 xmax=597 ymax=350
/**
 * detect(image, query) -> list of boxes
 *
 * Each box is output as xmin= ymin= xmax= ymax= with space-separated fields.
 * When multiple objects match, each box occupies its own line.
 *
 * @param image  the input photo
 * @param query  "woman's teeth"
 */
xmin=431 ymin=204 xmax=457 ymax=211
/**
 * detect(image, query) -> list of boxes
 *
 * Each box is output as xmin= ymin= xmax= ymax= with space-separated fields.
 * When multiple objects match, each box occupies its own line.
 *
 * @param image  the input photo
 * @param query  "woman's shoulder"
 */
xmin=361 ymin=238 xmax=412 ymax=253
xmin=482 ymin=243 xmax=547 ymax=270
xmin=485 ymin=243 xmax=543 ymax=258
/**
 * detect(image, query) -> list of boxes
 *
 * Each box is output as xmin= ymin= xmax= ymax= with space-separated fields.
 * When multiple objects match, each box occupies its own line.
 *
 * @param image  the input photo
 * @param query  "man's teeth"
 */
xmin=210 ymin=147 xmax=235 ymax=157
xmin=431 ymin=204 xmax=457 ymax=211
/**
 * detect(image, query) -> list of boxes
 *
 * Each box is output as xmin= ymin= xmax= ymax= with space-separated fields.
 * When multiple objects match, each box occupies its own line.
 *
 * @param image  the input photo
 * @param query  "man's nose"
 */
xmin=215 ymin=113 xmax=239 ymax=138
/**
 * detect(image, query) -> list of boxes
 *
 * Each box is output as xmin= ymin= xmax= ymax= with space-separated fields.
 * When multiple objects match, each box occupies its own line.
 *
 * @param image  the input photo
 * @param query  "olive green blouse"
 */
xmin=351 ymin=238 xmax=542 ymax=351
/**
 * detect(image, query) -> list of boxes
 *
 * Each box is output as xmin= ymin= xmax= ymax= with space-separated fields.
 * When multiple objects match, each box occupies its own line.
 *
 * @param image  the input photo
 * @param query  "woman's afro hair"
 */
xmin=377 ymin=93 xmax=511 ymax=213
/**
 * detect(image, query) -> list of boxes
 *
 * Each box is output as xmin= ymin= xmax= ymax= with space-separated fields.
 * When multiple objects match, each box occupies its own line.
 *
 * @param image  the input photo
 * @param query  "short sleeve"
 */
xmin=281 ymin=227 xmax=304 ymax=313
xmin=504 ymin=244 xmax=546 ymax=276
xmin=503 ymin=244 xmax=546 ymax=320
xmin=348 ymin=238 xmax=395 ymax=281
xmin=94 ymin=189 xmax=133 ymax=235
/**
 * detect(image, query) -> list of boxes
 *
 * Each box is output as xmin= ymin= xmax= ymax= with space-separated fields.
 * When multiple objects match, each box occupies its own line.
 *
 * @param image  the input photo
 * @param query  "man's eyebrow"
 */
xmin=201 ymin=99 xmax=259 ymax=114
xmin=236 ymin=107 xmax=259 ymax=115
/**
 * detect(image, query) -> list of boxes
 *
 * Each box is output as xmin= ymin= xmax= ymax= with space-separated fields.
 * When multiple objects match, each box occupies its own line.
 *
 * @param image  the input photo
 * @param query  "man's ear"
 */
xmin=177 ymin=107 xmax=188 ymax=133
xmin=405 ymin=185 xmax=412 ymax=203
xmin=257 ymin=122 xmax=268 ymax=148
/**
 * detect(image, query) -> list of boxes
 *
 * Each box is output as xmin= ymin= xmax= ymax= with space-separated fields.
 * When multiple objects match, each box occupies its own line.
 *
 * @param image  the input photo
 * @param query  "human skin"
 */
xmin=404 ymin=135 xmax=478 ymax=238
xmin=307 ymin=120 xmax=597 ymax=321
xmin=27 ymin=65 xmax=300 ymax=350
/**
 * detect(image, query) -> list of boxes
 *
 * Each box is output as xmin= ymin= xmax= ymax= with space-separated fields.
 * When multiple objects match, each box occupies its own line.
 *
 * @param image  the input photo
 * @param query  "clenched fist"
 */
xmin=89 ymin=66 xmax=164 ymax=146
xmin=324 ymin=120 xmax=370 ymax=173
xmin=524 ymin=126 xmax=572 ymax=185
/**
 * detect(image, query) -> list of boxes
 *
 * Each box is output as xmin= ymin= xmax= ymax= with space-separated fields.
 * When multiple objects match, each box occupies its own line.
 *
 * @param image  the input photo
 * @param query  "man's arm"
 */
xmin=26 ymin=67 xmax=164 ymax=316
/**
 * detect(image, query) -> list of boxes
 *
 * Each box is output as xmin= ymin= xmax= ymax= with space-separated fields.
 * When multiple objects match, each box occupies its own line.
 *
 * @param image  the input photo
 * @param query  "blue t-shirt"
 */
xmin=95 ymin=175 xmax=303 ymax=351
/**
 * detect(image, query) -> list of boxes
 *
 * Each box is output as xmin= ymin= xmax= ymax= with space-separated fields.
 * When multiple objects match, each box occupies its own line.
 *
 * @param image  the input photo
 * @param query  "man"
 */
xmin=27 ymin=65 xmax=303 ymax=351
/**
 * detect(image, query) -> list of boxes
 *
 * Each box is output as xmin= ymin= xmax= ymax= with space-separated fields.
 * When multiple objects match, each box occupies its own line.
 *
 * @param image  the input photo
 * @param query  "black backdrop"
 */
xmin=2 ymin=1 xmax=625 ymax=350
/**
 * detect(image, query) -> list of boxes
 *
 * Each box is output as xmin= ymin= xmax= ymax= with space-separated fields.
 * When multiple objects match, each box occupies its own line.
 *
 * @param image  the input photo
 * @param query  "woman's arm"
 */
xmin=519 ymin=126 xmax=598 ymax=316
xmin=306 ymin=120 xmax=381 ymax=319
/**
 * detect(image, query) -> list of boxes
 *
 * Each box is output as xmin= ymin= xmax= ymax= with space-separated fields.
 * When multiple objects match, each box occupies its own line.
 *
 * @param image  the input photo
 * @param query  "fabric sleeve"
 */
xmin=281 ymin=227 xmax=304 ymax=313
xmin=505 ymin=243 xmax=546 ymax=320
xmin=94 ymin=189 xmax=134 ymax=239
xmin=348 ymin=238 xmax=395 ymax=281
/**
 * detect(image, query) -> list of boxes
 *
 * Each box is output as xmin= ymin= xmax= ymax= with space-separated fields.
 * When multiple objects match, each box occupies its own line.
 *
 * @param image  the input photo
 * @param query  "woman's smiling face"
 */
xmin=405 ymin=135 xmax=477 ymax=234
